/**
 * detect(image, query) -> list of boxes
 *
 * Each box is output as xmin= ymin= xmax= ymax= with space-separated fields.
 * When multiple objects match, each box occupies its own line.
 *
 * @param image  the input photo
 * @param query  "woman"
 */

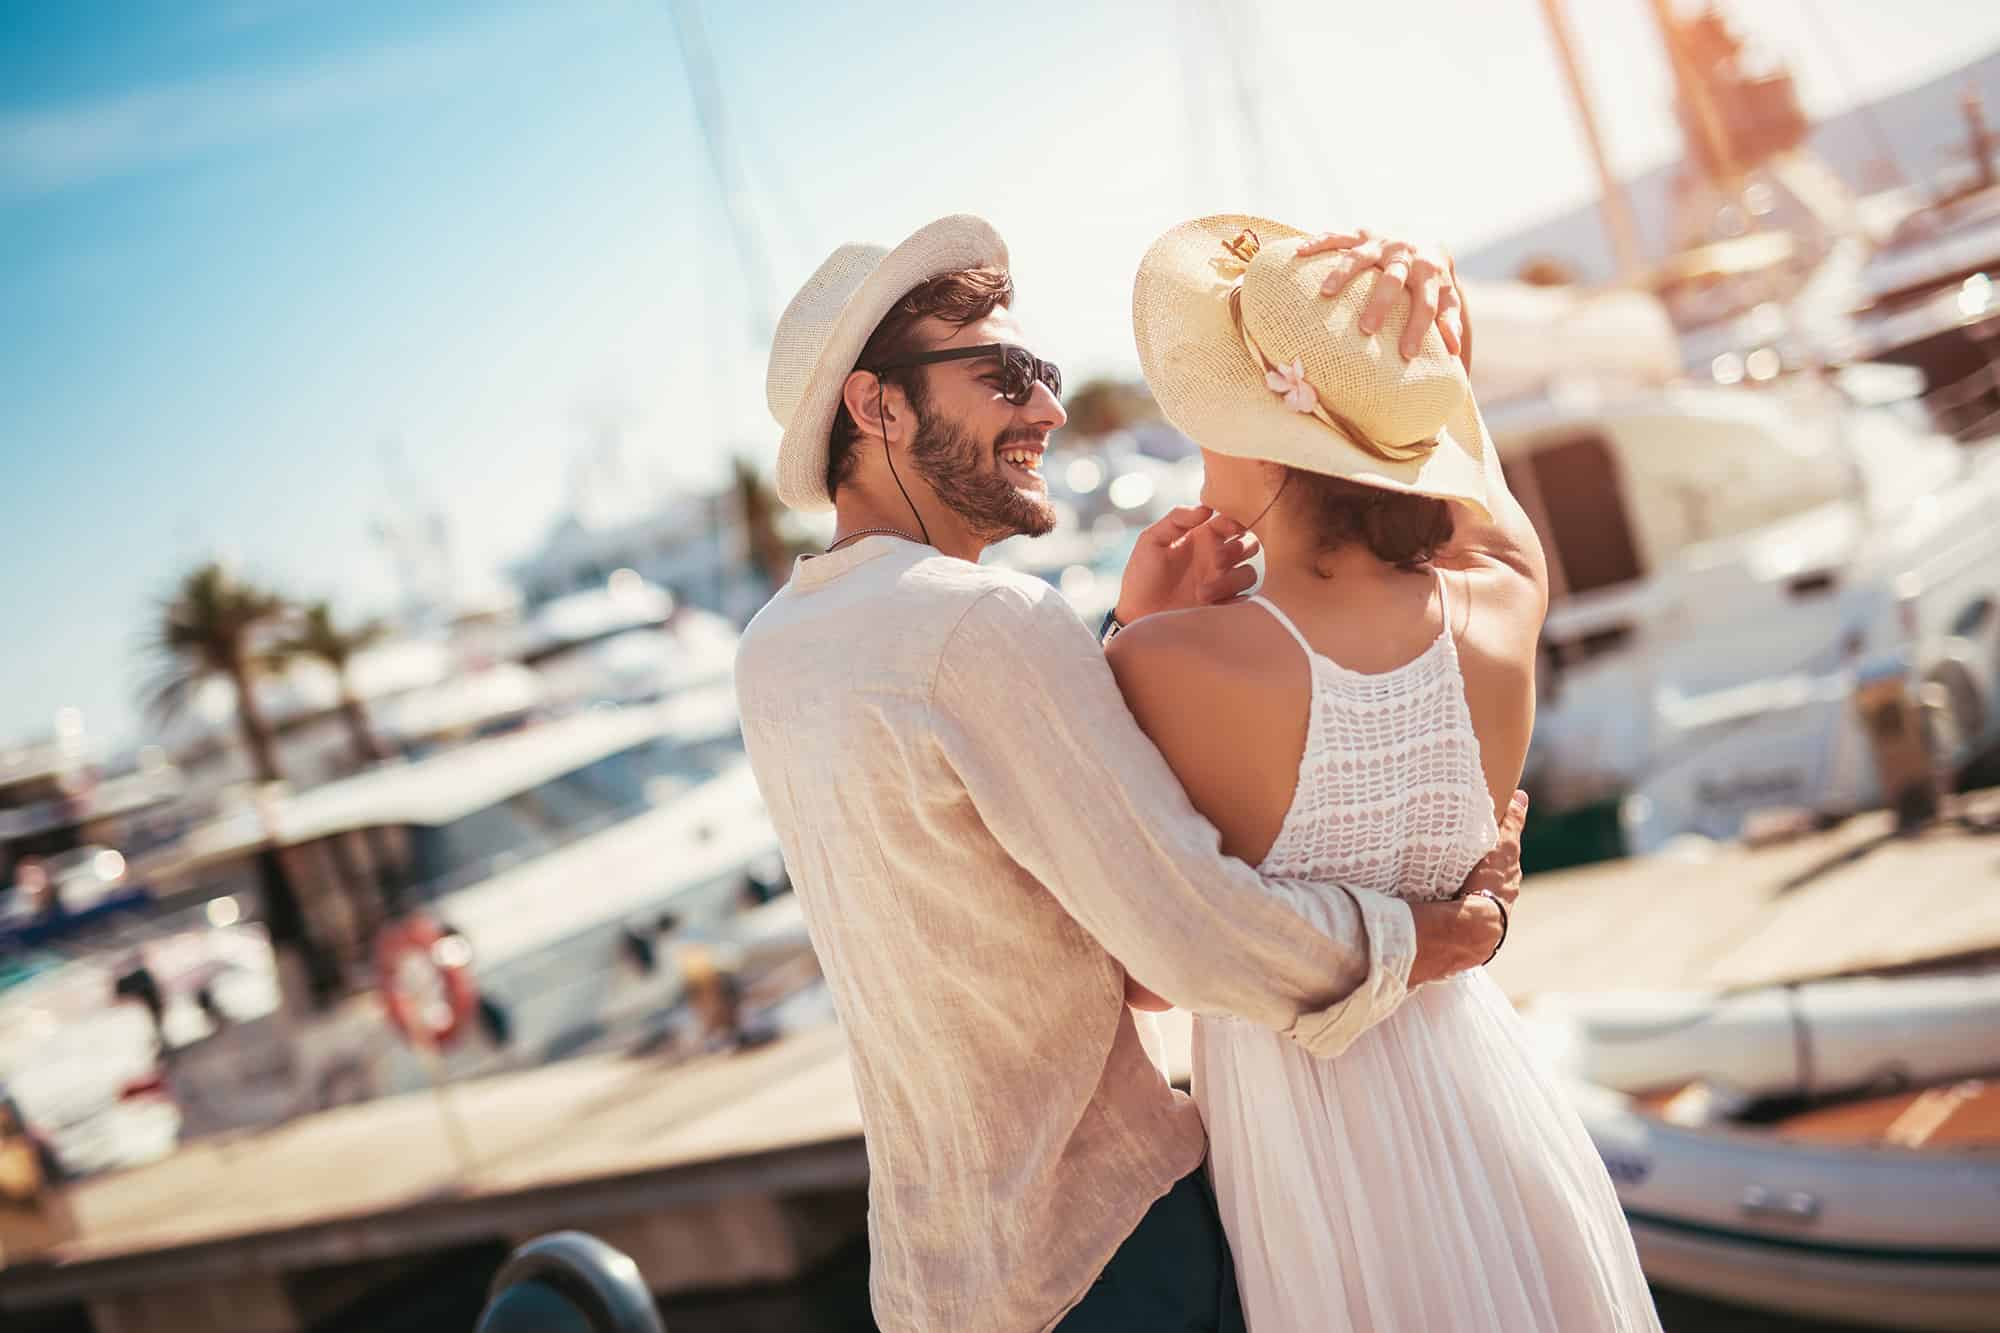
xmin=1109 ymin=215 xmax=1661 ymax=1331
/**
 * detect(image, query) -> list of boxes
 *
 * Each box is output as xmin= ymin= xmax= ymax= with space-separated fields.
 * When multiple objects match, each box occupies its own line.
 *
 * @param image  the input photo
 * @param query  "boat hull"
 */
xmin=1527 ymin=971 xmax=2000 ymax=1101
xmin=1572 ymin=1081 xmax=2000 ymax=1330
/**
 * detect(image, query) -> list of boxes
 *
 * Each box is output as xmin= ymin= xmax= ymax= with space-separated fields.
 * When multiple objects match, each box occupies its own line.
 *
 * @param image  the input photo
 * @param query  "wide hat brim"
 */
xmin=1132 ymin=214 xmax=1494 ymax=519
xmin=768 ymin=215 xmax=1009 ymax=512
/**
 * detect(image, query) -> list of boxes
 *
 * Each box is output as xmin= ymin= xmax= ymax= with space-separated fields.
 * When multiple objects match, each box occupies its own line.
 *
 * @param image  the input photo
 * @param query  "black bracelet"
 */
xmin=1098 ymin=607 xmax=1126 ymax=643
xmin=1467 ymin=888 xmax=1508 ymax=965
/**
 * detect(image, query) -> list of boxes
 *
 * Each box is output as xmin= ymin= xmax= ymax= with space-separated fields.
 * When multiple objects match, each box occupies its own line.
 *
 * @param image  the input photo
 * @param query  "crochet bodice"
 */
xmin=1251 ymin=573 xmax=1499 ymax=903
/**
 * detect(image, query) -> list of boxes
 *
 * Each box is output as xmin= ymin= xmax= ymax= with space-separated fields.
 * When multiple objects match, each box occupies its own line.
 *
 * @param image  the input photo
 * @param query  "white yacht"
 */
xmin=0 ymin=686 xmax=786 ymax=1172
xmin=1845 ymin=183 xmax=2000 ymax=442
xmin=1492 ymin=372 xmax=2000 ymax=855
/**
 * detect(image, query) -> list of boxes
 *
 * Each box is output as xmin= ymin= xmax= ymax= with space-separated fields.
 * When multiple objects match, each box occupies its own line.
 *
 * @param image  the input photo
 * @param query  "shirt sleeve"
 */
xmin=929 ymin=580 xmax=1414 ymax=1059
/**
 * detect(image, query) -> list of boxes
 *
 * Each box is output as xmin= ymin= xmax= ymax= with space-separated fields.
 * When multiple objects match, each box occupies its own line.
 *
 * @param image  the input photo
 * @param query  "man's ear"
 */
xmin=841 ymin=370 xmax=903 ymax=444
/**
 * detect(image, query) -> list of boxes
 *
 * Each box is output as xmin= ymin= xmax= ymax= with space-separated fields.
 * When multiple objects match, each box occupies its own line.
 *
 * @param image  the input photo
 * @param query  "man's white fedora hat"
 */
xmin=1133 ymin=214 xmax=1493 ymax=517
xmin=765 ymin=214 xmax=1010 ymax=512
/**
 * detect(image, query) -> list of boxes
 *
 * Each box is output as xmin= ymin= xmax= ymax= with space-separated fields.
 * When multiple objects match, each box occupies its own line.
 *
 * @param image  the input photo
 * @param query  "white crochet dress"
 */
xmin=1194 ymin=582 xmax=1661 ymax=1332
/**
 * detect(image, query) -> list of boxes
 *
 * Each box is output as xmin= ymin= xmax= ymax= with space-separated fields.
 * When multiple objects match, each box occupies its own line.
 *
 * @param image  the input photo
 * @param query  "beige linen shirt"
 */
xmin=733 ymin=537 xmax=1414 ymax=1333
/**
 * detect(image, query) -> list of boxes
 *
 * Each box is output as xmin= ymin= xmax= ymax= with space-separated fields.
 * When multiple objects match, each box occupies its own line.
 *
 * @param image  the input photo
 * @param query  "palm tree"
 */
xmin=269 ymin=602 xmax=391 ymax=766
xmin=142 ymin=567 xmax=356 ymax=1008
xmin=1516 ymin=254 xmax=1581 ymax=287
xmin=1060 ymin=376 xmax=1161 ymax=439
xmin=140 ymin=562 xmax=288 ymax=783
xmin=732 ymin=456 xmax=805 ymax=589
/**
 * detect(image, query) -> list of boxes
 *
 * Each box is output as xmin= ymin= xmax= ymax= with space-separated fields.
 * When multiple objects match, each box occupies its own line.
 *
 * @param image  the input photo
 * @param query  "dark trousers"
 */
xmin=1054 ymin=1164 xmax=1246 ymax=1333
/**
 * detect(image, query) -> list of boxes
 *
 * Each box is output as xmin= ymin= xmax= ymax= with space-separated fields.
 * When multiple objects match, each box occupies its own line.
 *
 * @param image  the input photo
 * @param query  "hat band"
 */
xmin=1226 ymin=284 xmax=1439 ymax=466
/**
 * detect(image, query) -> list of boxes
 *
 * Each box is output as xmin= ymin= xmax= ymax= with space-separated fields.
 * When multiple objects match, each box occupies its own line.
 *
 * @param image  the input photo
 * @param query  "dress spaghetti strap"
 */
xmin=1247 ymin=594 xmax=1314 ymax=660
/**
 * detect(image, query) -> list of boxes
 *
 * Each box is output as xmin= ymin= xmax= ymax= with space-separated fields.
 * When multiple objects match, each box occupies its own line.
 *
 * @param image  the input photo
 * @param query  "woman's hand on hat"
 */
xmin=1296 ymin=230 xmax=1466 ymax=362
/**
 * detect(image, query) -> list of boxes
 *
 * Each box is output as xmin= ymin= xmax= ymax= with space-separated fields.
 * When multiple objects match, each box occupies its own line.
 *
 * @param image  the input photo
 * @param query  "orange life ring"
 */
xmin=375 ymin=914 xmax=478 ymax=1051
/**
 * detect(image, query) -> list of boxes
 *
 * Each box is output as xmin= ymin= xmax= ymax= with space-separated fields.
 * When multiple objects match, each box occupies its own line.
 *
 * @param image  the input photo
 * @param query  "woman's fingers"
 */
xmin=1436 ymin=280 xmax=1465 ymax=357
xmin=1304 ymin=232 xmax=1468 ymax=362
xmin=1296 ymin=228 xmax=1369 ymax=256
xmin=1403 ymin=260 xmax=1446 ymax=357
xmin=1317 ymin=252 xmax=1372 ymax=300
xmin=1197 ymin=560 xmax=1259 ymax=602
xmin=1143 ymin=505 xmax=1214 ymax=547
xmin=1191 ymin=522 xmax=1260 ymax=602
xmin=1358 ymin=264 xmax=1408 ymax=335
xmin=1176 ymin=512 xmax=1244 ymax=552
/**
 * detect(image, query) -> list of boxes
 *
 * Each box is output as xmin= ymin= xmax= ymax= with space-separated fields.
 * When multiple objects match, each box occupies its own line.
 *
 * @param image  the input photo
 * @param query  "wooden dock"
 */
xmin=3 ymin=1021 xmax=868 ymax=1329
xmin=1488 ymin=799 xmax=2000 ymax=998
xmin=4 ymin=800 xmax=1998 ymax=1331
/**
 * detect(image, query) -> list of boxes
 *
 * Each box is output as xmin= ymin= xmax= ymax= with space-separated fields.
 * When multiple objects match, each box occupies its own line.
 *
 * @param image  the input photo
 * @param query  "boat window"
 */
xmin=399 ymin=733 xmax=741 ymax=900
xmin=1520 ymin=433 xmax=1644 ymax=597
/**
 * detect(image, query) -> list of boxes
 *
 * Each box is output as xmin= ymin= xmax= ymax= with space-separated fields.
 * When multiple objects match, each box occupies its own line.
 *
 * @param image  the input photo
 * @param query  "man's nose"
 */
xmin=1024 ymin=378 xmax=1066 ymax=431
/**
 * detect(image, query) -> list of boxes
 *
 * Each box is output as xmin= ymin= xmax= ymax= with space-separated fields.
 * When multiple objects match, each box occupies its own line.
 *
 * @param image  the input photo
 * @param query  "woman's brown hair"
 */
xmin=1282 ymin=467 xmax=1455 ymax=571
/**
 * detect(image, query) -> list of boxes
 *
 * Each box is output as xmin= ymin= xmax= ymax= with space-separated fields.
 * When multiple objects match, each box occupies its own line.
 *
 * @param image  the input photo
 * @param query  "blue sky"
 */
xmin=6 ymin=0 xmax=2000 ymax=753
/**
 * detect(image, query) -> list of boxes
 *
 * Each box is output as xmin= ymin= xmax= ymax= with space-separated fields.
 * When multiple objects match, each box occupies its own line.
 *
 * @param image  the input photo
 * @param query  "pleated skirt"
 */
xmin=1194 ymin=969 xmax=1663 ymax=1332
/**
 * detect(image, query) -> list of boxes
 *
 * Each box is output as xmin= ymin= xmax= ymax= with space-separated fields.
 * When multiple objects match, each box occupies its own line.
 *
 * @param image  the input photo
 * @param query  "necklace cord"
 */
xmin=1247 ymin=470 xmax=1290 ymax=532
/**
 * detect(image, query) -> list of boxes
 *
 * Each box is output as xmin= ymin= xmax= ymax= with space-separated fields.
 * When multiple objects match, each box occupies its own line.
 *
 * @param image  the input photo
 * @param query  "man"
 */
xmin=736 ymin=214 xmax=1521 ymax=1332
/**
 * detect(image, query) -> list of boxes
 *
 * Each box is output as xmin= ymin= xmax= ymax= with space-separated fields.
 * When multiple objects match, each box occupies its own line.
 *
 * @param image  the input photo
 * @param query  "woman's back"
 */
xmin=1113 ymin=208 xmax=1655 ymax=1330
xmin=1108 ymin=553 xmax=1539 ymax=886
xmin=1118 ymin=555 xmax=1659 ymax=1333
xmin=1246 ymin=571 xmax=1495 ymax=903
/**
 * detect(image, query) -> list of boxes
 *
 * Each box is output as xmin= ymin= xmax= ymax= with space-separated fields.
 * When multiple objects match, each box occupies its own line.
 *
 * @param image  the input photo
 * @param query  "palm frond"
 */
xmin=137 ymin=561 xmax=289 ymax=721
xmin=268 ymin=600 xmax=391 ymax=672
xmin=138 ymin=659 xmax=199 ymax=728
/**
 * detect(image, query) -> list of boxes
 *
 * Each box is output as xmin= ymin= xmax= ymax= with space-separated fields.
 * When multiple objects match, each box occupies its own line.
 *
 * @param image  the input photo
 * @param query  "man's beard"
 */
xmin=906 ymin=404 xmax=1057 ymax=544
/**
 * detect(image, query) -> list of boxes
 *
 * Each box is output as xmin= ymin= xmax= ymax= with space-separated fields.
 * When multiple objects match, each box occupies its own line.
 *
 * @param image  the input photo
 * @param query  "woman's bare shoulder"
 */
xmin=1106 ymin=601 xmax=1299 ymax=692
xmin=1104 ymin=602 xmax=1307 ymax=749
xmin=1104 ymin=601 xmax=1310 ymax=863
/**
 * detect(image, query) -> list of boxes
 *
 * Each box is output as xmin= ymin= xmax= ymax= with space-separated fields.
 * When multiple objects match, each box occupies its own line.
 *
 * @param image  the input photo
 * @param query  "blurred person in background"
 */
xmin=735 ymin=213 xmax=1523 ymax=1333
xmin=10 ymin=857 xmax=55 ymax=924
xmin=1119 ymin=215 xmax=1658 ymax=1331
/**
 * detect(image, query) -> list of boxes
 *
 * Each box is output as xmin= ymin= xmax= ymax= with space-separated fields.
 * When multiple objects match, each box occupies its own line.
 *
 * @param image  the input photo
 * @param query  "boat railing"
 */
xmin=0 ymin=770 xmax=184 ymax=842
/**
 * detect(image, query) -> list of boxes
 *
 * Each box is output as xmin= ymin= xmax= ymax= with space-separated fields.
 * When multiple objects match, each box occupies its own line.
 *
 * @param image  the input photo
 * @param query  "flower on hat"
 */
xmin=1265 ymin=358 xmax=1319 ymax=414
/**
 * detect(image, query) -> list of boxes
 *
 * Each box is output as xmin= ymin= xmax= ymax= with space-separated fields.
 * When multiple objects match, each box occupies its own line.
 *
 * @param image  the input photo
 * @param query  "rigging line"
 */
xmin=1177 ymin=0 xmax=1216 ymax=210
xmin=666 ymin=0 xmax=780 ymax=339
xmin=1796 ymin=0 xmax=1907 ymax=189
xmin=734 ymin=111 xmax=816 ymax=271
xmin=1254 ymin=0 xmax=1352 ymax=224
xmin=1213 ymin=0 xmax=1273 ymax=206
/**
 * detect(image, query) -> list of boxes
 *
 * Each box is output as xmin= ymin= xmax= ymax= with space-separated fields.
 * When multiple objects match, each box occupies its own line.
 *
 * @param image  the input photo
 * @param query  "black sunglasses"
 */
xmin=865 ymin=343 xmax=1062 ymax=406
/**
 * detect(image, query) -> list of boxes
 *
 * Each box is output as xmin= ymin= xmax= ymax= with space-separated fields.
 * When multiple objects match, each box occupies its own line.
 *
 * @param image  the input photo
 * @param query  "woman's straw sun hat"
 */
xmin=1133 ymin=214 xmax=1493 ymax=517
xmin=765 ymin=214 xmax=1009 ymax=512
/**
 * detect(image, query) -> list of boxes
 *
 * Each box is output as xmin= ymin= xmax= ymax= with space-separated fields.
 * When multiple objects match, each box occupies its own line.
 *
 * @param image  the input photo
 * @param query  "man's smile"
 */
xmin=999 ymin=440 xmax=1046 ymax=485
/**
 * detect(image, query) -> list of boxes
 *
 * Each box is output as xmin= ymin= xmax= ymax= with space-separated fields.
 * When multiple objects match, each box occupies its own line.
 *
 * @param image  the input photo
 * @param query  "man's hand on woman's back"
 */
xmin=1407 ymin=792 xmax=1527 ymax=987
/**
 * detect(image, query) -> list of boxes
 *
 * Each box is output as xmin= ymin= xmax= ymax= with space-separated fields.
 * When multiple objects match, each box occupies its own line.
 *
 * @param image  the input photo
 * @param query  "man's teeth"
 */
xmin=1000 ymin=449 xmax=1042 ymax=475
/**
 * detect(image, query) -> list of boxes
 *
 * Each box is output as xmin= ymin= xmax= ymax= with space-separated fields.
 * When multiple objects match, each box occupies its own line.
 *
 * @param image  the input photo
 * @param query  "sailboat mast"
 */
xmin=1642 ymin=0 xmax=1743 ymax=192
xmin=1535 ymin=0 xmax=1646 ymax=281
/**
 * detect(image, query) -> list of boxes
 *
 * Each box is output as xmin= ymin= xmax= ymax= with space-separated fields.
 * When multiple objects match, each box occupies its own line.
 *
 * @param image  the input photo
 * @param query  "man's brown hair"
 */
xmin=826 ymin=267 xmax=1015 ymax=498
